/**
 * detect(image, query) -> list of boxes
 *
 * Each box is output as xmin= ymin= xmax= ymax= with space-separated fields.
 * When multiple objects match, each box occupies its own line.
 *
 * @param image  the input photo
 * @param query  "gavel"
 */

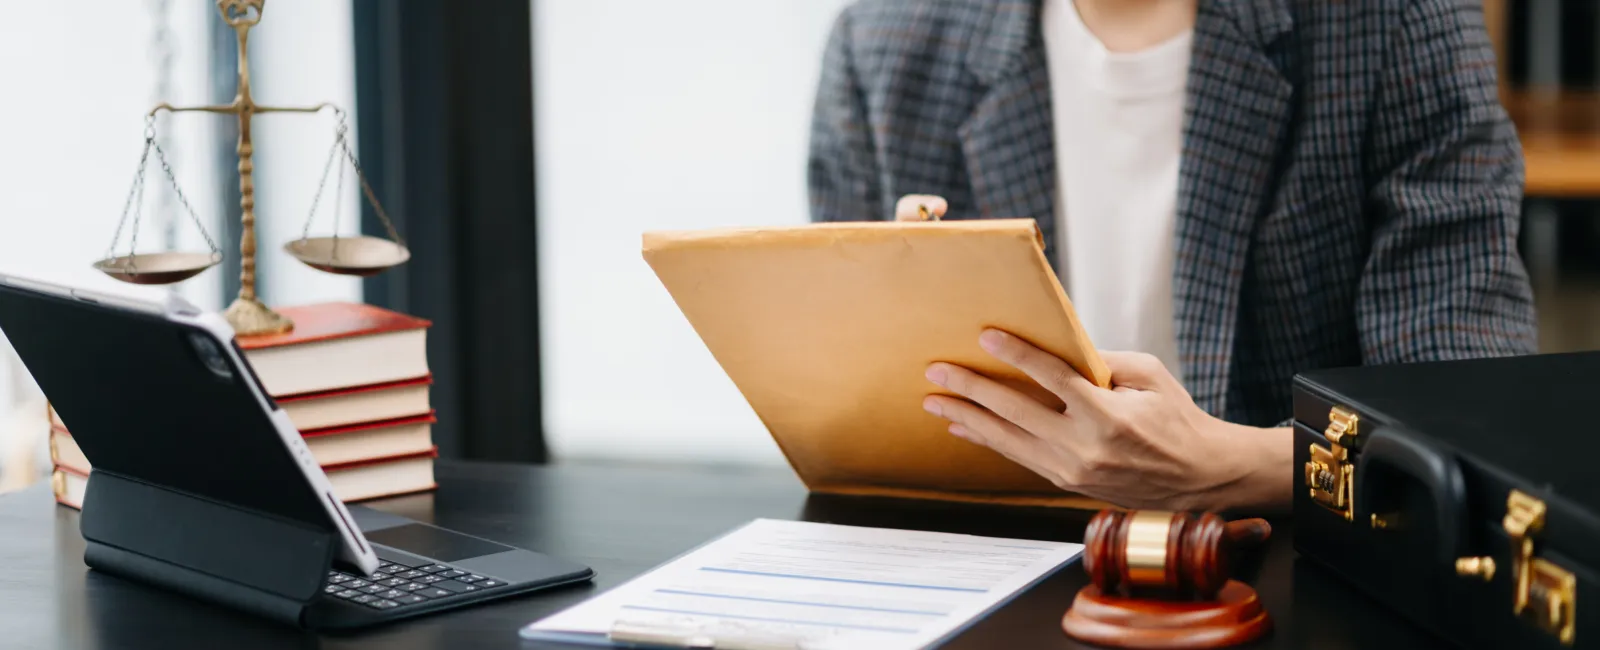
xmin=1064 ymin=510 xmax=1275 ymax=649
xmin=1081 ymin=510 xmax=1273 ymax=601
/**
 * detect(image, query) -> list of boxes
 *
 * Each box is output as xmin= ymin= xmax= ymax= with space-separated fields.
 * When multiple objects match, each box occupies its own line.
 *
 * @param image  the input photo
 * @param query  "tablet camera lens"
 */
xmin=188 ymin=334 xmax=233 ymax=379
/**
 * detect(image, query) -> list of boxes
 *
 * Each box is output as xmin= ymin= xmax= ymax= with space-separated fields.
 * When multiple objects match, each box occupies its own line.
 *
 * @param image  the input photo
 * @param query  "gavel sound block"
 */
xmin=1061 ymin=510 xmax=1273 ymax=649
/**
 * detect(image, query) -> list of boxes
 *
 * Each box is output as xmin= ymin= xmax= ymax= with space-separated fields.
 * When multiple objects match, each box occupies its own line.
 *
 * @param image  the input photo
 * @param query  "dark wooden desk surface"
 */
xmin=0 ymin=460 xmax=1451 ymax=649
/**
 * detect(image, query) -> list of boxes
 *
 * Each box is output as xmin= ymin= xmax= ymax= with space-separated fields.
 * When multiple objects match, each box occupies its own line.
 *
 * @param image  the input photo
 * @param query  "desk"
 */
xmin=0 ymin=460 xmax=1448 ymax=650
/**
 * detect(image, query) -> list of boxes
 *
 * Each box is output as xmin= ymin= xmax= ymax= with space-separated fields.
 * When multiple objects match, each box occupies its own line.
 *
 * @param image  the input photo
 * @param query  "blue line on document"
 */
xmin=992 ymin=545 xmax=1052 ymax=550
xmin=655 ymin=589 xmax=947 ymax=616
xmin=698 ymin=568 xmax=987 ymax=593
xmin=619 ymin=605 xmax=920 ymax=634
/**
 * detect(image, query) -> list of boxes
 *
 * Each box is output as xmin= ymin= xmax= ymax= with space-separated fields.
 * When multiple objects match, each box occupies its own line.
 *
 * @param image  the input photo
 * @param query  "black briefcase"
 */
xmin=1292 ymin=351 xmax=1600 ymax=648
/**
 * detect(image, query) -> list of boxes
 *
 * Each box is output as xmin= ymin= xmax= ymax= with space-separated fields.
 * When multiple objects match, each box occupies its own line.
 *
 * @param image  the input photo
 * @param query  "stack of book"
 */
xmin=50 ymin=302 xmax=439 ymax=509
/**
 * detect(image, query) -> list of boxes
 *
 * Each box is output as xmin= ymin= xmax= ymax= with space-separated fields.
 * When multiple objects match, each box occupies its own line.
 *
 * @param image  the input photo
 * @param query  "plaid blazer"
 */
xmin=807 ymin=0 xmax=1538 ymax=426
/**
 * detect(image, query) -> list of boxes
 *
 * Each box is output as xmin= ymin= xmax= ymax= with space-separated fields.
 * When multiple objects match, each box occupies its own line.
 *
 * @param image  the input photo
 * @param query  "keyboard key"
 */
xmin=434 ymin=580 xmax=476 ymax=594
xmin=323 ymin=585 xmax=343 ymax=595
xmin=440 ymin=570 xmax=468 ymax=579
xmin=361 ymin=585 xmax=389 ymax=595
xmin=420 ymin=564 xmax=451 ymax=574
xmin=419 ymin=588 xmax=454 ymax=599
xmin=402 ymin=582 xmax=430 ymax=591
xmin=352 ymin=595 xmax=375 ymax=604
xmin=336 ymin=589 xmax=360 ymax=599
xmin=455 ymin=574 xmax=483 ymax=583
xmin=328 ymin=573 xmax=350 ymax=584
xmin=344 ymin=579 xmax=371 ymax=589
xmin=368 ymin=599 xmax=400 ymax=610
xmin=379 ymin=589 xmax=409 ymax=600
xmin=380 ymin=578 xmax=410 ymax=588
xmin=478 ymin=579 xmax=506 ymax=588
xmin=397 ymin=570 xmax=427 ymax=579
xmin=395 ymin=594 xmax=427 ymax=605
xmin=417 ymin=575 xmax=445 ymax=585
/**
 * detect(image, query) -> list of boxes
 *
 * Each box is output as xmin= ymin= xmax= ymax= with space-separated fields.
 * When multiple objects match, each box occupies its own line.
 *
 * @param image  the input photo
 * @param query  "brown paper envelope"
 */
xmin=642 ymin=219 xmax=1112 ymax=508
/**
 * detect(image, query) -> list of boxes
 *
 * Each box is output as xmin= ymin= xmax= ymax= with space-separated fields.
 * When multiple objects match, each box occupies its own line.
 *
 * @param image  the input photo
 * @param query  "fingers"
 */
xmin=895 ymin=194 xmax=948 ymax=221
xmin=925 ymin=362 xmax=1061 ymax=434
xmin=922 ymin=394 xmax=1063 ymax=481
xmin=977 ymin=329 xmax=1100 ymax=410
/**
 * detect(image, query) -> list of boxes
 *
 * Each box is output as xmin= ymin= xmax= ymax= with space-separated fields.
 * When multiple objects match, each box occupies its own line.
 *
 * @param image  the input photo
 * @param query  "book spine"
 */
xmin=52 ymin=468 xmax=79 ymax=510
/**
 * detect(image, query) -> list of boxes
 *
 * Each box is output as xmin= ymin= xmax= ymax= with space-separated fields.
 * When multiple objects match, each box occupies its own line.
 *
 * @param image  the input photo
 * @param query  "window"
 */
xmin=535 ymin=1 xmax=852 ymax=463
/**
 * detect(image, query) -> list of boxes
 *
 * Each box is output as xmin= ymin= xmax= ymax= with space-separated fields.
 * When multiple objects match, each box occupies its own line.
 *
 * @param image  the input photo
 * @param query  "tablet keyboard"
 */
xmin=324 ymin=559 xmax=508 ymax=610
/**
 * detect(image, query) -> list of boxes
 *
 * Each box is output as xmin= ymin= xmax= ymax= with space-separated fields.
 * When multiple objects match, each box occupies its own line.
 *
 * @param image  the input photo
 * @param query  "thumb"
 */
xmin=895 ymin=195 xmax=948 ymax=221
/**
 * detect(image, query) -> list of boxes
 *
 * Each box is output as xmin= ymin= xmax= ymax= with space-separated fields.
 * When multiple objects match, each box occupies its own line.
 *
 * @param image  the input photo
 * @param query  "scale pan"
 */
xmin=93 ymin=252 xmax=221 ymax=285
xmin=285 ymin=236 xmax=410 ymax=277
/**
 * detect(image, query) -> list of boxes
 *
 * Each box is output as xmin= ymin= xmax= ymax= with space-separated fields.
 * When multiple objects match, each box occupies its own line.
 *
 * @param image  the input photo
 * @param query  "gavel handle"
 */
xmin=1223 ymin=518 xmax=1272 ymax=546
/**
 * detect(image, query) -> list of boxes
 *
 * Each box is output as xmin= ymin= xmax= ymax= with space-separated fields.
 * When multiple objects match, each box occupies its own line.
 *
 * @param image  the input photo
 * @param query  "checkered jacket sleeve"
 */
xmin=807 ymin=8 xmax=885 ymax=224
xmin=1359 ymin=0 xmax=1538 ymax=363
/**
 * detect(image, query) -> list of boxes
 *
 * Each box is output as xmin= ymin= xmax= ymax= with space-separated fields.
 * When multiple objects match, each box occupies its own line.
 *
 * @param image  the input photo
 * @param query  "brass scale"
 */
xmin=95 ymin=0 xmax=407 ymax=336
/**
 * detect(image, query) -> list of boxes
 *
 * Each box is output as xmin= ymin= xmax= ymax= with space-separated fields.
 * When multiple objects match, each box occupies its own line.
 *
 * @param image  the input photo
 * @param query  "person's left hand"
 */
xmin=920 ymin=329 xmax=1287 ymax=512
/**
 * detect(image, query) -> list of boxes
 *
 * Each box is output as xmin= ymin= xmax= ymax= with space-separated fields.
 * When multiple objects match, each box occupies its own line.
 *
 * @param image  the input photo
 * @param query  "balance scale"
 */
xmin=94 ymin=0 xmax=409 ymax=336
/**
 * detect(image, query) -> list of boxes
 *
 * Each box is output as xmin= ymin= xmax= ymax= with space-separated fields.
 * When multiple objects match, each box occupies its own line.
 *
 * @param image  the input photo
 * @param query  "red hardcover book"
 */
xmin=50 ymin=375 xmax=435 ymax=435
xmin=51 ymin=464 xmax=88 ymax=509
xmin=235 ymin=302 xmax=432 ymax=398
xmin=300 ymin=412 xmax=439 ymax=466
xmin=51 ymin=412 xmax=436 ymax=474
xmin=276 ymin=376 xmax=433 ymax=431
xmin=50 ymin=447 xmax=439 ymax=510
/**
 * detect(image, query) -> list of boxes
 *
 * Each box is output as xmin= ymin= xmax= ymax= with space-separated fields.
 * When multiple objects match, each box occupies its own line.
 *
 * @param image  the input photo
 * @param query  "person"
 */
xmin=806 ymin=0 xmax=1537 ymax=512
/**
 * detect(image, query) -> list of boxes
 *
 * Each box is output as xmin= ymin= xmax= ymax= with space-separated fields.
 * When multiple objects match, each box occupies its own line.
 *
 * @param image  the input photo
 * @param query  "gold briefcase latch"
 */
xmin=1304 ymin=406 xmax=1359 ymax=521
xmin=1505 ymin=490 xmax=1577 ymax=645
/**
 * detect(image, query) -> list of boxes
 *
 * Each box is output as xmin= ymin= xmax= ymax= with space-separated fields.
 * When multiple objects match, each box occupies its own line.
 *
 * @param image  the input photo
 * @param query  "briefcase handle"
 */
xmin=1355 ymin=427 xmax=1468 ymax=565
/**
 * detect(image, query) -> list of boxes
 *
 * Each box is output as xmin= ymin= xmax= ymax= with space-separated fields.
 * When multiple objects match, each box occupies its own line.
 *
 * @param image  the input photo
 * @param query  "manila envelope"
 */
xmin=642 ymin=219 xmax=1112 ymax=508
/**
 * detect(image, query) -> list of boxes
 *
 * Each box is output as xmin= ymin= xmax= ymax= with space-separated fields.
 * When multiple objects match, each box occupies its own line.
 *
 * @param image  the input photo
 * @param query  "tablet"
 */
xmin=0 ymin=274 xmax=379 ymax=575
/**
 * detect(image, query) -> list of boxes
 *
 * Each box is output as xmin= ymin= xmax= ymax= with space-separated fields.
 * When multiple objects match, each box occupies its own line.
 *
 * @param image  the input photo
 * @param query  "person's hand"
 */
xmin=920 ymin=329 xmax=1292 ymax=512
xmin=895 ymin=195 xmax=948 ymax=221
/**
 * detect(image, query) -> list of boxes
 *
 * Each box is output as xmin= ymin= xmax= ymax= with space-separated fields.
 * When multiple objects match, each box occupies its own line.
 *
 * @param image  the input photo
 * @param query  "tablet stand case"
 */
xmin=643 ymin=219 xmax=1111 ymax=509
xmin=1292 ymin=352 xmax=1600 ymax=648
xmin=79 ymin=470 xmax=340 ymax=628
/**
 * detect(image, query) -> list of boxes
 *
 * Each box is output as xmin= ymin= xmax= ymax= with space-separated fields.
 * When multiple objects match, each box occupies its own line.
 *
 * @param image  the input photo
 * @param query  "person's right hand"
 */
xmin=895 ymin=195 xmax=948 ymax=221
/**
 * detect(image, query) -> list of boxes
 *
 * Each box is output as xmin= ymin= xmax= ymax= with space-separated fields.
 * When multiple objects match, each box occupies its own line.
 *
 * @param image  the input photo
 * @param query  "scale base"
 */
xmin=224 ymin=296 xmax=293 ymax=336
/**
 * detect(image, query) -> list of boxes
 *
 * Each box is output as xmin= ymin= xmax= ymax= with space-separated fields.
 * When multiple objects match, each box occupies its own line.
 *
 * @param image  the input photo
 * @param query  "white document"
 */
xmin=520 ymin=518 xmax=1084 ymax=650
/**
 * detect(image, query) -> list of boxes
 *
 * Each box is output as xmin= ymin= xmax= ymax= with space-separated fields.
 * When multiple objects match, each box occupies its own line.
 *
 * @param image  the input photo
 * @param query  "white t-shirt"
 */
xmin=1041 ymin=0 xmax=1191 ymax=381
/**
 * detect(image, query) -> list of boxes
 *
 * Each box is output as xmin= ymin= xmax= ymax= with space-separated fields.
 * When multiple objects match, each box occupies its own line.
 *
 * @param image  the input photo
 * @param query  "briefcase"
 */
xmin=1292 ymin=352 xmax=1600 ymax=648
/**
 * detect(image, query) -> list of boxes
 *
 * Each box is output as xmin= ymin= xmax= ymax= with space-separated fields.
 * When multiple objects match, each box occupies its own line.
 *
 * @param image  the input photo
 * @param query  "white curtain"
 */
xmin=0 ymin=0 xmax=359 ymax=492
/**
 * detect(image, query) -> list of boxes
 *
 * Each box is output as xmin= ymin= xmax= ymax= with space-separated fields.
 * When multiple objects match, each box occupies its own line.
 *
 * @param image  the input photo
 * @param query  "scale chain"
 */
xmin=130 ymin=156 xmax=147 ymax=264
xmin=302 ymin=120 xmax=344 ymax=242
xmin=341 ymin=134 xmax=404 ymax=247
xmin=105 ymin=117 xmax=219 ymax=273
xmin=151 ymin=138 xmax=219 ymax=256
xmin=105 ymin=128 xmax=155 ymax=264
xmin=301 ymin=106 xmax=405 ymax=250
xmin=332 ymin=142 xmax=347 ymax=254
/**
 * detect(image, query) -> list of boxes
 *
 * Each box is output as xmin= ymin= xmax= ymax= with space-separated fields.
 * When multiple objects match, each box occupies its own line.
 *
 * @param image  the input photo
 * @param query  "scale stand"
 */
xmin=94 ymin=0 xmax=409 ymax=336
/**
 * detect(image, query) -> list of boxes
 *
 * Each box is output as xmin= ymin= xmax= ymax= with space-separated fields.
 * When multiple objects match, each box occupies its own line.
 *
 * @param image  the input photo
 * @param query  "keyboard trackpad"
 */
xmin=362 ymin=523 xmax=515 ymax=562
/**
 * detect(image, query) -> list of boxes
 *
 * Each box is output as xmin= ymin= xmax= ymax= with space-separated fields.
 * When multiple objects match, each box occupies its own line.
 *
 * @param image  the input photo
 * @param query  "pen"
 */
xmin=610 ymin=618 xmax=811 ymax=650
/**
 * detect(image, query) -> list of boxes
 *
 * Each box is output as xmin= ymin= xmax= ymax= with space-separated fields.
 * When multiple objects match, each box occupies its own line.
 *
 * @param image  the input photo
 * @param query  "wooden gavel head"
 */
xmin=1082 ymin=510 xmax=1271 ymax=601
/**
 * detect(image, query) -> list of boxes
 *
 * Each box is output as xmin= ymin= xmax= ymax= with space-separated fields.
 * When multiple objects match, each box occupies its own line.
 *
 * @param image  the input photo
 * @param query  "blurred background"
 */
xmin=0 ymin=0 xmax=1594 ymax=493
